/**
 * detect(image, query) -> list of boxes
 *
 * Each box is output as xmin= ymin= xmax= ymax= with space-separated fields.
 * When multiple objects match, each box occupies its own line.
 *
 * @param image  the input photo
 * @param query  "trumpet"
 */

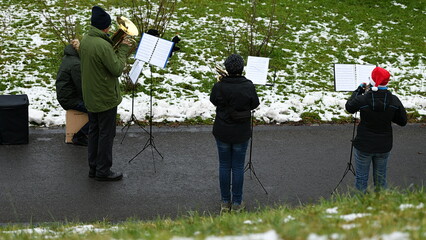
xmin=215 ymin=64 xmax=228 ymax=82
xmin=111 ymin=16 xmax=139 ymax=50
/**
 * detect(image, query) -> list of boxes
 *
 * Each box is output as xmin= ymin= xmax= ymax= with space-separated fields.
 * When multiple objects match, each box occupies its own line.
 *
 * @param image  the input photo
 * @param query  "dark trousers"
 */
xmin=88 ymin=107 xmax=117 ymax=177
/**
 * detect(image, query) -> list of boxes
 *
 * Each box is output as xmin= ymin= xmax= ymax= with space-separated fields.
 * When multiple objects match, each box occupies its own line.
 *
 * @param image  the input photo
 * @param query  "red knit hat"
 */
xmin=371 ymin=67 xmax=390 ymax=87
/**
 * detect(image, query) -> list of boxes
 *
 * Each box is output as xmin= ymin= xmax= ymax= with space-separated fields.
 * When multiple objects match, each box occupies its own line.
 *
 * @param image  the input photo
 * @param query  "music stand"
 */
xmin=120 ymin=80 xmax=149 ymax=144
xmin=243 ymin=56 xmax=274 ymax=195
xmin=128 ymin=65 xmax=164 ymax=171
xmin=244 ymin=110 xmax=268 ymax=195
xmin=331 ymin=113 xmax=357 ymax=195
xmin=127 ymin=33 xmax=174 ymax=169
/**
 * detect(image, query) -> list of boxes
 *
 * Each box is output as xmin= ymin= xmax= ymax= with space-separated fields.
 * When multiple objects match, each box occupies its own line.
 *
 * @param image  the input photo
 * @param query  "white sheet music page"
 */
xmin=245 ymin=56 xmax=269 ymax=85
xmin=150 ymin=38 xmax=174 ymax=69
xmin=129 ymin=60 xmax=144 ymax=84
xmin=135 ymin=33 xmax=157 ymax=63
xmin=356 ymin=64 xmax=375 ymax=86
xmin=334 ymin=64 xmax=356 ymax=91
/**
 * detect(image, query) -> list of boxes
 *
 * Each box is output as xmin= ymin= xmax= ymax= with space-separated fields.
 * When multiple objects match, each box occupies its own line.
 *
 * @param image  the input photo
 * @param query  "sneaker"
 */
xmin=231 ymin=202 xmax=245 ymax=213
xmin=220 ymin=202 xmax=231 ymax=214
xmin=95 ymin=171 xmax=123 ymax=181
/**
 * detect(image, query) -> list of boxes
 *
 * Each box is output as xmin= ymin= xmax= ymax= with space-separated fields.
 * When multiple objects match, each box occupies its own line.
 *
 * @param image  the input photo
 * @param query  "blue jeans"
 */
xmin=216 ymin=139 xmax=249 ymax=205
xmin=354 ymin=147 xmax=390 ymax=193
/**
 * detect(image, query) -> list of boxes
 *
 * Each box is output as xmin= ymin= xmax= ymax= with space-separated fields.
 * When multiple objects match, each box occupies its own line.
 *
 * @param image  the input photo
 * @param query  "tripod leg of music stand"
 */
xmin=331 ymin=163 xmax=354 ymax=195
xmin=148 ymin=141 xmax=157 ymax=173
xmin=149 ymin=136 xmax=164 ymax=159
xmin=247 ymin=162 xmax=268 ymax=195
xmin=120 ymin=123 xmax=131 ymax=144
xmin=128 ymin=137 xmax=151 ymax=163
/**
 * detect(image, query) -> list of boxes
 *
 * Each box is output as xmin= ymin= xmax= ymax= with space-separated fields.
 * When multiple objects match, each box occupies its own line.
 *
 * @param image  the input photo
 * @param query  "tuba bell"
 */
xmin=215 ymin=64 xmax=228 ymax=82
xmin=111 ymin=16 xmax=139 ymax=50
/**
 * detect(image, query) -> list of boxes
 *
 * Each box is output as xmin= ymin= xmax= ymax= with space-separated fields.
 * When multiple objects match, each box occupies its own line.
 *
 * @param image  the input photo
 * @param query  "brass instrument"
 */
xmin=215 ymin=64 xmax=228 ymax=82
xmin=111 ymin=16 xmax=139 ymax=50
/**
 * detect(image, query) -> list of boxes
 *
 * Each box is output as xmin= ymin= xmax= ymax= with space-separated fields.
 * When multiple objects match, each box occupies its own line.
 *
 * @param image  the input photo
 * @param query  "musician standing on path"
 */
xmin=210 ymin=54 xmax=260 ymax=213
xmin=345 ymin=67 xmax=407 ymax=193
xmin=80 ymin=6 xmax=132 ymax=181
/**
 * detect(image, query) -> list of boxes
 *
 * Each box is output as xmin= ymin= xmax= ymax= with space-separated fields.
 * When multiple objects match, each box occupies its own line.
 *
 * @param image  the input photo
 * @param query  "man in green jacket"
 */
xmin=80 ymin=6 xmax=132 ymax=181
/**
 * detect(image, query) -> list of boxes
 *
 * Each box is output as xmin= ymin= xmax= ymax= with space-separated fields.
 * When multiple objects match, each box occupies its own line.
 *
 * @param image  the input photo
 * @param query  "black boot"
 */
xmin=72 ymin=130 xmax=88 ymax=146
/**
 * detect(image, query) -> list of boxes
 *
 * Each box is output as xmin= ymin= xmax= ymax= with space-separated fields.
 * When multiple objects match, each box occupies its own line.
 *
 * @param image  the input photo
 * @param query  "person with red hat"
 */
xmin=345 ymin=66 xmax=407 ymax=193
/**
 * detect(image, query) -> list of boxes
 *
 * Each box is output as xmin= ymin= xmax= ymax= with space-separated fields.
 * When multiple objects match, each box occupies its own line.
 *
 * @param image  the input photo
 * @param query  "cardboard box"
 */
xmin=65 ymin=110 xmax=88 ymax=143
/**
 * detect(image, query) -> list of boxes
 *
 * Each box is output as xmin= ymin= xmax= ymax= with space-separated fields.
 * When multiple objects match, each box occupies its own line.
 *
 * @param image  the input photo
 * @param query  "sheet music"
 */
xmin=149 ymin=38 xmax=174 ymax=68
xmin=356 ymin=64 xmax=375 ymax=86
xmin=135 ymin=34 xmax=157 ymax=63
xmin=134 ymin=33 xmax=174 ymax=69
xmin=334 ymin=64 xmax=356 ymax=91
xmin=245 ymin=56 xmax=269 ymax=85
xmin=129 ymin=60 xmax=144 ymax=84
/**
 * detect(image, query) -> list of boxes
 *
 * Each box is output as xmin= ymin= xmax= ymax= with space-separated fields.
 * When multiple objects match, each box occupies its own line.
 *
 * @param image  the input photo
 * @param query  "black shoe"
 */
xmin=89 ymin=169 xmax=96 ymax=178
xmin=72 ymin=132 xmax=88 ymax=146
xmin=95 ymin=171 xmax=123 ymax=181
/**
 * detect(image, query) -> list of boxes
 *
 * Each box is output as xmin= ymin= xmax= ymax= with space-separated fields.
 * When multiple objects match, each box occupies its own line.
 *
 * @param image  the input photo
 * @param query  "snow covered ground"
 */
xmin=1 ymin=2 xmax=425 ymax=127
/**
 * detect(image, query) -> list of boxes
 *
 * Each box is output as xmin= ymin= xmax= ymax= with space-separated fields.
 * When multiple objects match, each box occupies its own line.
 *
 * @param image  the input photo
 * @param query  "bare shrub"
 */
xmin=36 ymin=0 xmax=83 ymax=46
xmin=220 ymin=0 xmax=287 ymax=58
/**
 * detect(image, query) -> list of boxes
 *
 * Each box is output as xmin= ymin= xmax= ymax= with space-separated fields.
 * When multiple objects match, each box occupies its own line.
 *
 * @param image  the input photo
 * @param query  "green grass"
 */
xmin=0 ymin=188 xmax=424 ymax=239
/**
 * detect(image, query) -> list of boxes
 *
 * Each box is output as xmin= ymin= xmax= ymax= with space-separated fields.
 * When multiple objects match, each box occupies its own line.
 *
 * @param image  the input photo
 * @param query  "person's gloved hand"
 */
xmin=356 ymin=83 xmax=367 ymax=94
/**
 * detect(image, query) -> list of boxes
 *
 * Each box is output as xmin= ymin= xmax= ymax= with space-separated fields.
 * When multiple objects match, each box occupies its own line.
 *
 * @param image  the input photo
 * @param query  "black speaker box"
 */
xmin=0 ymin=94 xmax=29 ymax=144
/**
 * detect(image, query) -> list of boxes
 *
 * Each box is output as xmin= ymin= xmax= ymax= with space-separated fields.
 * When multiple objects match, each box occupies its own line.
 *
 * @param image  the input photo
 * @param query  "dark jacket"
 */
xmin=55 ymin=44 xmax=82 ymax=110
xmin=210 ymin=76 xmax=260 ymax=144
xmin=345 ymin=88 xmax=407 ymax=153
xmin=80 ymin=26 xmax=130 ymax=113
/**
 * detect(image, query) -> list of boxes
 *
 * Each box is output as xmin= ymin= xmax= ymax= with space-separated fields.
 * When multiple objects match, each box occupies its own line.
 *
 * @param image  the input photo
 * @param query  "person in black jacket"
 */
xmin=210 ymin=54 xmax=260 ymax=213
xmin=55 ymin=39 xmax=89 ymax=146
xmin=345 ymin=66 xmax=407 ymax=193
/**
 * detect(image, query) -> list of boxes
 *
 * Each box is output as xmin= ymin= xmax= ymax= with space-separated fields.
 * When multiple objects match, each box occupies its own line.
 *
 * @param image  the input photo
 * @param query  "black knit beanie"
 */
xmin=224 ymin=54 xmax=244 ymax=75
xmin=91 ymin=6 xmax=111 ymax=30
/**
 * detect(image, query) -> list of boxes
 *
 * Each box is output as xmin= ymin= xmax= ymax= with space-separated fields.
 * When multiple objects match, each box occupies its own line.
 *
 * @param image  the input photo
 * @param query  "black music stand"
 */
xmin=244 ymin=110 xmax=268 ymax=195
xmin=121 ymin=81 xmax=148 ymax=144
xmin=331 ymin=113 xmax=357 ymax=195
xmin=243 ymin=65 xmax=276 ymax=195
xmin=127 ymin=33 xmax=174 ymax=170
xmin=128 ymin=65 xmax=164 ymax=171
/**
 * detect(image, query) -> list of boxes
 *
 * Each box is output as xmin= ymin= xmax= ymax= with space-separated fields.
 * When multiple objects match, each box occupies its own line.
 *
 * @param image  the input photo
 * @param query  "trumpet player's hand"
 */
xmin=356 ymin=82 xmax=367 ymax=95
xmin=216 ymin=75 xmax=222 ymax=82
xmin=122 ymin=38 xmax=133 ymax=47
xmin=70 ymin=39 xmax=80 ymax=51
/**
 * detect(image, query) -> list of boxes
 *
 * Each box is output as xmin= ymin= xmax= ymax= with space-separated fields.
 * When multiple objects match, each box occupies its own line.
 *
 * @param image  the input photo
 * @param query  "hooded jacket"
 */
xmin=55 ymin=44 xmax=82 ymax=110
xmin=80 ymin=26 xmax=131 ymax=113
xmin=345 ymin=88 xmax=407 ymax=153
xmin=210 ymin=76 xmax=260 ymax=144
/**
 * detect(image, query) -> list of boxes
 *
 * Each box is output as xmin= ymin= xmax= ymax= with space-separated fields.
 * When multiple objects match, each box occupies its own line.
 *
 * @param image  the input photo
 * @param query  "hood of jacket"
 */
xmin=87 ymin=25 xmax=113 ymax=45
xmin=64 ymin=44 xmax=79 ymax=57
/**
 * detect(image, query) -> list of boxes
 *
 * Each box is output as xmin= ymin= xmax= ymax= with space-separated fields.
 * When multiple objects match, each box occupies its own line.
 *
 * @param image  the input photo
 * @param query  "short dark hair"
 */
xmin=224 ymin=54 xmax=244 ymax=75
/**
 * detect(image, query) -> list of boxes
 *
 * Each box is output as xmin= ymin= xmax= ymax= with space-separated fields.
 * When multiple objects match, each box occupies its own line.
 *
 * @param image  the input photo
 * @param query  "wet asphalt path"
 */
xmin=0 ymin=124 xmax=424 ymax=223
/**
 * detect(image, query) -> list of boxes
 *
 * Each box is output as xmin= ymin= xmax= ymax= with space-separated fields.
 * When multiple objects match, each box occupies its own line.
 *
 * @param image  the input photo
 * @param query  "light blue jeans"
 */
xmin=216 ymin=139 xmax=249 ymax=205
xmin=354 ymin=147 xmax=390 ymax=193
